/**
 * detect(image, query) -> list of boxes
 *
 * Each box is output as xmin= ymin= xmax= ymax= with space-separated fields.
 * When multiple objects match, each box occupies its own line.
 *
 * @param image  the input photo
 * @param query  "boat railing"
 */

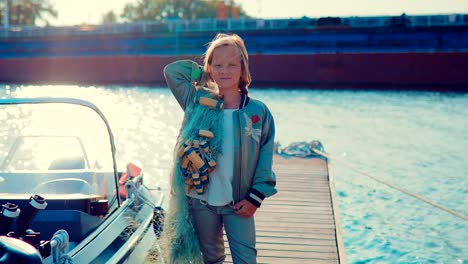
xmin=0 ymin=14 xmax=467 ymax=38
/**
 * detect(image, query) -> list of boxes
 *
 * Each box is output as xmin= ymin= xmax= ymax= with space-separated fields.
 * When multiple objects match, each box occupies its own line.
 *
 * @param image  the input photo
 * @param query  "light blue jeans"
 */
xmin=189 ymin=197 xmax=257 ymax=264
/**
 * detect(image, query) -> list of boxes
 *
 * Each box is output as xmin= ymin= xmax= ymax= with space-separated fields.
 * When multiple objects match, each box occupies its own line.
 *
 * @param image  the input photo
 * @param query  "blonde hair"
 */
xmin=202 ymin=33 xmax=251 ymax=95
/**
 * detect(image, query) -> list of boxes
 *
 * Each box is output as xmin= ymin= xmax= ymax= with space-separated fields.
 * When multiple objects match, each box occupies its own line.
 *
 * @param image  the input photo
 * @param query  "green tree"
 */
xmin=0 ymin=0 xmax=57 ymax=26
xmin=102 ymin=11 xmax=118 ymax=25
xmin=120 ymin=0 xmax=247 ymax=22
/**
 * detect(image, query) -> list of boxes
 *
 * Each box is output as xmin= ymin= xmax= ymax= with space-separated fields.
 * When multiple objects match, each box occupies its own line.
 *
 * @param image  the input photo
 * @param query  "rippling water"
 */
xmin=1 ymin=84 xmax=467 ymax=263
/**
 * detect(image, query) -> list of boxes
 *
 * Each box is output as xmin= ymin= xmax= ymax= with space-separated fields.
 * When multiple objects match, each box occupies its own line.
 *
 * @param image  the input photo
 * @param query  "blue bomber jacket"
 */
xmin=164 ymin=60 xmax=277 ymax=207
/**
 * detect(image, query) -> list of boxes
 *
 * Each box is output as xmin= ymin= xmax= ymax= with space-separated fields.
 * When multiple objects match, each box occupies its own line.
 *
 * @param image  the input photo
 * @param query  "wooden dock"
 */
xmin=225 ymin=155 xmax=345 ymax=264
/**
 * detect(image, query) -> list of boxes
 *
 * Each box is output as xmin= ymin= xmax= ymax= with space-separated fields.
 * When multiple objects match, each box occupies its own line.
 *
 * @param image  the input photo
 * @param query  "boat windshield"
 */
xmin=0 ymin=101 xmax=117 ymax=203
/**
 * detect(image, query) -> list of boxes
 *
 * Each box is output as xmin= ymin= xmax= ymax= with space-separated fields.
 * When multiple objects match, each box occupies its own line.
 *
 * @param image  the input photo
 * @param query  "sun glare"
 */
xmin=47 ymin=0 xmax=467 ymax=26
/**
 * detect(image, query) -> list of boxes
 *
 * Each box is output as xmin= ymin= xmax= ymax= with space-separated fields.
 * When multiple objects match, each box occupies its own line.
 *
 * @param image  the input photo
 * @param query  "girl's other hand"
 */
xmin=233 ymin=200 xmax=257 ymax=218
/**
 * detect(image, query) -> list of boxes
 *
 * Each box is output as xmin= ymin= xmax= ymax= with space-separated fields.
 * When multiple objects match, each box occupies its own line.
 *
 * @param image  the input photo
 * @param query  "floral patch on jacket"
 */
xmin=244 ymin=112 xmax=262 ymax=143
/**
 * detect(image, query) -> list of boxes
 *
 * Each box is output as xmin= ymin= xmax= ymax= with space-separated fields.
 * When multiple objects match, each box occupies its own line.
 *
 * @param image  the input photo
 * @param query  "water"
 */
xmin=1 ymin=84 xmax=467 ymax=263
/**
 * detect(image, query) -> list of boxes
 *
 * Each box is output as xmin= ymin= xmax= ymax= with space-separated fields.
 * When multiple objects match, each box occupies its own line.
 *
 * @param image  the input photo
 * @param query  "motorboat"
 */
xmin=0 ymin=97 xmax=165 ymax=263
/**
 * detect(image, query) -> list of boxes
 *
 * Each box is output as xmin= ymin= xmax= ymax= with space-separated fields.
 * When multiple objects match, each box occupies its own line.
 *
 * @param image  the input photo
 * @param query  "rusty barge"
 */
xmin=0 ymin=14 xmax=467 ymax=91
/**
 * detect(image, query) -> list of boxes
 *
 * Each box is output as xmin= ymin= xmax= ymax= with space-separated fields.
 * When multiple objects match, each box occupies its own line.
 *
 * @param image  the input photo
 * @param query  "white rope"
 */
xmin=311 ymin=148 xmax=468 ymax=221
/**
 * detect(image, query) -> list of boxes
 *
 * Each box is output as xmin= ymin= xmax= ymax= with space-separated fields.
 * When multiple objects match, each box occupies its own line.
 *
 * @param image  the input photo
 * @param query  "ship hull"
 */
xmin=1 ymin=21 xmax=467 ymax=91
xmin=1 ymin=52 xmax=466 ymax=90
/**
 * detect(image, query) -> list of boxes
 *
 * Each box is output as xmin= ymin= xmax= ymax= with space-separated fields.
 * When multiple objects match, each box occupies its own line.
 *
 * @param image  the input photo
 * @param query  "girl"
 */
xmin=161 ymin=33 xmax=277 ymax=264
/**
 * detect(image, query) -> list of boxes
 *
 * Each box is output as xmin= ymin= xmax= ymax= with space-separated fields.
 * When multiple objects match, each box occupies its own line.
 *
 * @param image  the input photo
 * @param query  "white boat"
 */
xmin=0 ymin=98 xmax=165 ymax=263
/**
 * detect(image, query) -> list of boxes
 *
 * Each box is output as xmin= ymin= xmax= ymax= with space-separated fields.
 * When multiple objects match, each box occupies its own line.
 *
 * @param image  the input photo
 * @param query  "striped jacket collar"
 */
xmin=239 ymin=94 xmax=249 ymax=109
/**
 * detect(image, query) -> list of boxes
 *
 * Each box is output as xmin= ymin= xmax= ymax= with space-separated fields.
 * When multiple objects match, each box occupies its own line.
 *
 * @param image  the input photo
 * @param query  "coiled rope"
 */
xmin=310 ymin=148 xmax=468 ymax=221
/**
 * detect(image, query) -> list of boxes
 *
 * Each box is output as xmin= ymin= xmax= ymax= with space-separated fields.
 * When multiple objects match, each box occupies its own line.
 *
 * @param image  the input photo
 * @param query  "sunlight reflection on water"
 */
xmin=1 ymin=84 xmax=467 ymax=264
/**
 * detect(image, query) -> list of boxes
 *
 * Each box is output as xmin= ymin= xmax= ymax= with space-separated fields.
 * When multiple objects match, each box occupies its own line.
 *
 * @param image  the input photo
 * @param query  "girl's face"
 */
xmin=209 ymin=45 xmax=242 ymax=92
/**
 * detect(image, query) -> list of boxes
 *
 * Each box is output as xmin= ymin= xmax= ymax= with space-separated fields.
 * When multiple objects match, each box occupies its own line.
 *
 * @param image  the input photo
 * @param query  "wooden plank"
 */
xmin=254 ymin=222 xmax=335 ymax=230
xmin=273 ymin=193 xmax=331 ymax=200
xmin=254 ymin=258 xmax=338 ymax=264
xmin=264 ymin=201 xmax=333 ymax=207
xmin=225 ymin=257 xmax=339 ymax=264
xmin=327 ymin=158 xmax=347 ymax=263
xmin=275 ymin=176 xmax=329 ymax=181
xmin=224 ymin=239 xmax=337 ymax=250
xmin=256 ymin=216 xmax=334 ymax=223
xmin=226 ymin=248 xmax=338 ymax=259
xmin=222 ymin=155 xmax=345 ymax=263
xmin=257 ymin=212 xmax=333 ymax=219
xmin=256 ymin=219 xmax=335 ymax=226
xmin=260 ymin=203 xmax=333 ymax=210
xmin=225 ymin=253 xmax=339 ymax=264
xmin=224 ymin=230 xmax=336 ymax=241
xmin=256 ymin=236 xmax=337 ymax=245
xmin=257 ymin=244 xmax=337 ymax=252
xmin=256 ymin=230 xmax=335 ymax=239
xmin=266 ymin=197 xmax=331 ymax=203
xmin=275 ymin=188 xmax=331 ymax=193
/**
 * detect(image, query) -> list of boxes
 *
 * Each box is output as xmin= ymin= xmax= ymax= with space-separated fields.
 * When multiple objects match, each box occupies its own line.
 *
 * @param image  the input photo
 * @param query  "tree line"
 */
xmin=0 ymin=0 xmax=57 ymax=26
xmin=0 ymin=0 xmax=247 ymax=26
